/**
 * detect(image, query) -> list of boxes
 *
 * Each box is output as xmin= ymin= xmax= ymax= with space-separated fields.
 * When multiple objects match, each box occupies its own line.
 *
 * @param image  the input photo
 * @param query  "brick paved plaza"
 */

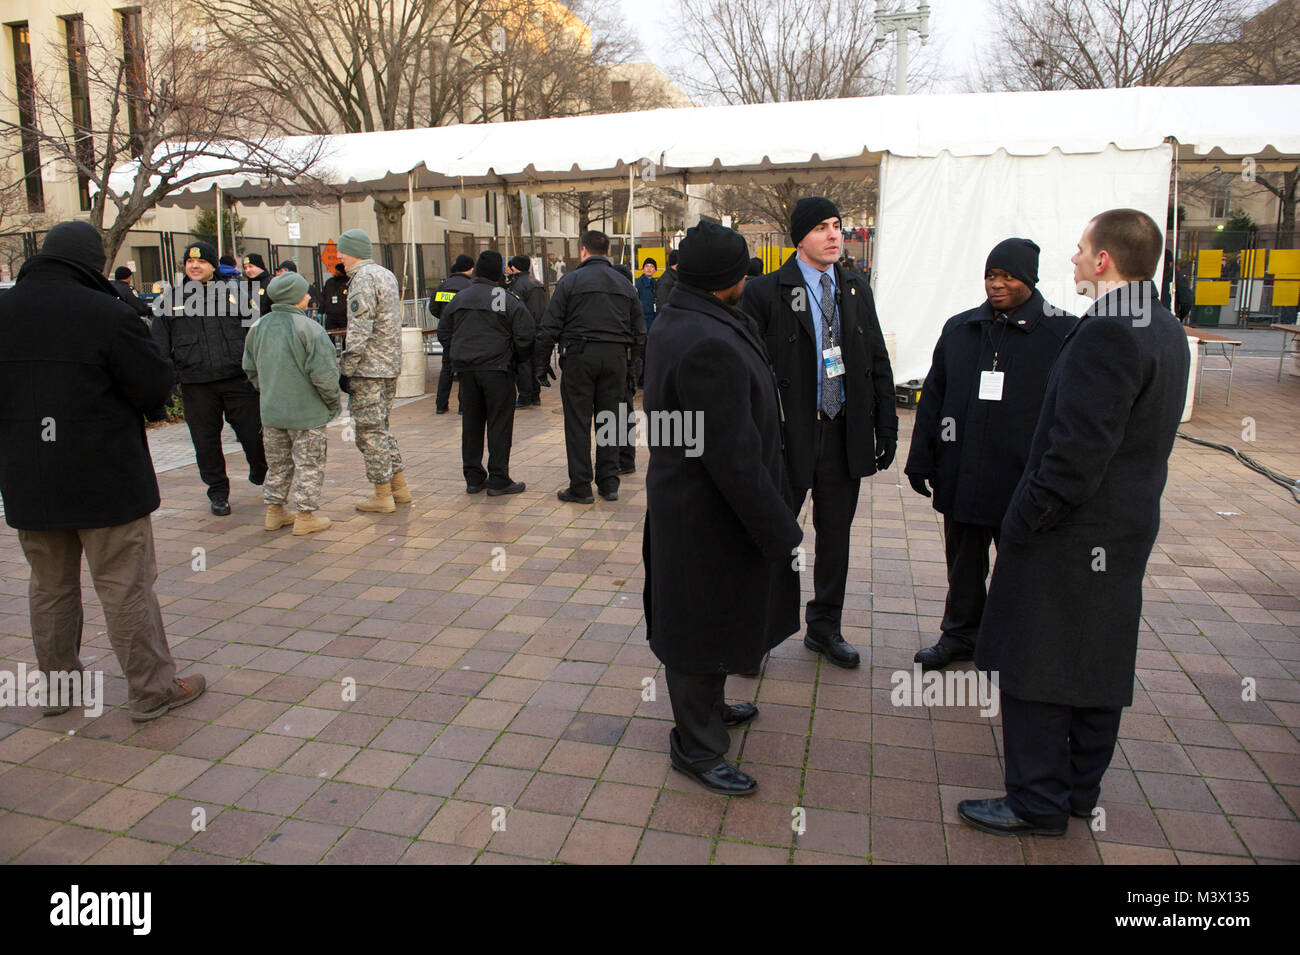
xmin=1 ymin=350 xmax=1297 ymax=865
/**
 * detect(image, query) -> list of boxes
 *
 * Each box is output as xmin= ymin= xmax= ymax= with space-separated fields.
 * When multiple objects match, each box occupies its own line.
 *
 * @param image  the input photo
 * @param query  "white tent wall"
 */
xmin=874 ymin=144 xmax=1173 ymax=384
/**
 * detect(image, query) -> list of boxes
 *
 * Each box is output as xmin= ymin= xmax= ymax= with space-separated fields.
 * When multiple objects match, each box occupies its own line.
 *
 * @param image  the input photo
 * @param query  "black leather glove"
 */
xmin=908 ymin=473 xmax=932 ymax=498
xmin=338 ymin=374 xmax=351 ymax=395
xmin=875 ymin=435 xmax=897 ymax=472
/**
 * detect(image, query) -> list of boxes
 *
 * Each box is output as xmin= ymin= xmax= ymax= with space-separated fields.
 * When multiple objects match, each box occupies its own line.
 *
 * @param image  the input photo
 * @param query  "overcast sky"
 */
xmin=617 ymin=0 xmax=995 ymax=96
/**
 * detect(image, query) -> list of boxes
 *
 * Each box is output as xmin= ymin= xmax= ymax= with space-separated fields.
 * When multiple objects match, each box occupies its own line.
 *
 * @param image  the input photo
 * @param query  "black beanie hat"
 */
xmin=275 ymin=260 xmax=297 ymax=273
xmin=667 ymin=249 xmax=678 ymax=267
xmin=747 ymin=257 xmax=763 ymax=277
xmin=243 ymin=252 xmax=266 ymax=271
xmin=114 ymin=265 xmax=133 ymax=281
xmin=184 ymin=241 xmax=220 ymax=271
xmin=452 ymin=253 xmax=475 ymax=273
xmin=39 ymin=222 xmax=106 ymax=273
xmin=676 ymin=220 xmax=751 ymax=292
xmin=985 ymin=237 xmax=1040 ymax=288
xmin=790 ymin=196 xmax=841 ymax=247
xmin=475 ymin=250 xmax=504 ymax=283
xmin=508 ymin=255 xmax=530 ymax=273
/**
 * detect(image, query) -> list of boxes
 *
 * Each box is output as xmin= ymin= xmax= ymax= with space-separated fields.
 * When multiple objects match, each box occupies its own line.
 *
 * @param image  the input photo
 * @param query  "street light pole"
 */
xmin=876 ymin=1 xmax=930 ymax=95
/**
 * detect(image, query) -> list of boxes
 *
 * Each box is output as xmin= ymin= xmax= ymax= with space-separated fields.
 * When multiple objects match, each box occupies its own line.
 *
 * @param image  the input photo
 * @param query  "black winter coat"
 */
xmin=976 ymin=283 xmax=1190 ymax=708
xmin=654 ymin=267 xmax=677 ymax=313
xmin=508 ymin=272 xmax=548 ymax=327
xmin=439 ymin=278 xmax=536 ymax=372
xmin=111 ymin=279 xmax=152 ymax=319
xmin=0 ymin=259 xmax=173 ymax=530
xmin=535 ymin=256 xmax=644 ymax=360
xmin=905 ymin=289 xmax=1076 ymax=527
xmin=151 ymin=278 xmax=255 ymax=384
xmin=430 ymin=272 xmax=471 ymax=322
xmin=322 ymin=274 xmax=349 ymax=329
xmin=741 ymin=254 xmax=898 ymax=489
xmin=643 ymin=283 xmax=803 ymax=674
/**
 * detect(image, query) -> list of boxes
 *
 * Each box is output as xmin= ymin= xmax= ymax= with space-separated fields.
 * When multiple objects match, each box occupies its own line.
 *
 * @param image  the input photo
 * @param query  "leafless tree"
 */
xmin=1163 ymin=0 xmax=1300 ymax=85
xmin=703 ymin=176 xmax=878 ymax=231
xmin=975 ymin=0 xmax=1248 ymax=91
xmin=0 ymin=1 xmax=323 ymax=265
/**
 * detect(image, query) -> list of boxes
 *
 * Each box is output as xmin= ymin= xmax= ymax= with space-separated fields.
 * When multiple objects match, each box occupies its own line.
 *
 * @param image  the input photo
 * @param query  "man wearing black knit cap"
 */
xmin=506 ymin=255 xmax=547 ymax=408
xmin=741 ymin=197 xmax=897 ymax=669
xmin=905 ymin=238 xmax=1076 ymax=672
xmin=111 ymin=265 xmax=152 ymax=320
xmin=243 ymin=252 xmax=272 ymax=315
xmin=644 ymin=220 xmax=802 ymax=795
xmin=440 ymin=250 xmax=534 ymax=495
xmin=430 ymin=253 xmax=475 ymax=414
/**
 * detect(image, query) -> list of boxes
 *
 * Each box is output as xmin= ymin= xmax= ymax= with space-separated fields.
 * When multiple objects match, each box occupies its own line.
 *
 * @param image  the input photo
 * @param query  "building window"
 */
xmin=611 ymin=80 xmax=631 ymax=106
xmin=10 ymin=23 xmax=44 ymax=213
xmin=432 ymin=200 xmax=441 ymax=217
xmin=460 ymin=196 xmax=468 ymax=219
xmin=1210 ymin=183 xmax=1232 ymax=220
xmin=120 ymin=8 xmax=147 ymax=157
xmin=64 ymin=16 xmax=94 ymax=211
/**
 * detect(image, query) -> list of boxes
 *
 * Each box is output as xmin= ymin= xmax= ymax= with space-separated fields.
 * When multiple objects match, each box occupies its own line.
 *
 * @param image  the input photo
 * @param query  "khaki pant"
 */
xmin=18 ymin=515 xmax=175 ymax=713
xmin=350 ymin=376 xmax=402 ymax=483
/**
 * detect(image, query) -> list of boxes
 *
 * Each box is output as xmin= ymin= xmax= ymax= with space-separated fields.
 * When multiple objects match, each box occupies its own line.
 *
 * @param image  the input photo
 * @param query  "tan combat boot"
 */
xmin=390 ymin=470 xmax=412 ymax=504
xmin=264 ymin=503 xmax=294 ymax=531
xmin=293 ymin=510 xmax=332 ymax=535
xmin=355 ymin=482 xmax=396 ymax=513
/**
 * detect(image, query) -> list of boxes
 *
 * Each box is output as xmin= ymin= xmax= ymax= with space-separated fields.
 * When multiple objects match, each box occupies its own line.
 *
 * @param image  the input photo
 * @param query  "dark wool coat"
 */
xmin=905 ymin=289 xmax=1076 ymax=527
xmin=643 ymin=283 xmax=803 ymax=674
xmin=0 ymin=259 xmax=173 ymax=530
xmin=740 ymin=254 xmax=898 ymax=489
xmin=976 ymin=282 xmax=1189 ymax=708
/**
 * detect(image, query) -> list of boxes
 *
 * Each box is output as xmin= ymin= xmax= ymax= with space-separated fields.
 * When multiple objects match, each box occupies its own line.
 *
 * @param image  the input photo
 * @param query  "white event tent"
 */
xmin=115 ymin=85 xmax=1300 ymax=382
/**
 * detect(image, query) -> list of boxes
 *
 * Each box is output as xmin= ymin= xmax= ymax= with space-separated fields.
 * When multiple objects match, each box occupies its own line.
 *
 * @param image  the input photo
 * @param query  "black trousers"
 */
xmin=939 ymin=517 xmax=1000 ymax=652
xmin=436 ymin=350 xmax=456 ymax=412
xmin=515 ymin=346 xmax=538 ymax=404
xmin=1002 ymin=692 xmax=1124 ymax=826
xmin=458 ymin=368 xmax=516 ymax=488
xmin=665 ymin=667 xmax=730 ymax=770
xmin=559 ymin=342 xmax=626 ymax=494
xmin=181 ymin=377 xmax=266 ymax=500
xmin=791 ymin=414 xmax=861 ymax=639
xmin=618 ymin=372 xmax=637 ymax=473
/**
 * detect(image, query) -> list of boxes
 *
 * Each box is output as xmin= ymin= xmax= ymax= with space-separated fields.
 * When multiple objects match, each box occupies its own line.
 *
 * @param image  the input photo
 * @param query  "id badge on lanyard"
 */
xmin=823 ymin=346 xmax=845 ymax=378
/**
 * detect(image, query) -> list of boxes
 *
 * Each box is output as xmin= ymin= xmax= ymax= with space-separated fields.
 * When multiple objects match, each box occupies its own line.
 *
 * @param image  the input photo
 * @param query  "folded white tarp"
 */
xmin=875 ymin=144 xmax=1174 ymax=383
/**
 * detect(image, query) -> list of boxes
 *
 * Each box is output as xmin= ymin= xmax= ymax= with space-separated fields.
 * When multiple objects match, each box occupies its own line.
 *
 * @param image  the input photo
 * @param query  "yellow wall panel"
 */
xmin=1268 ymin=250 xmax=1300 ymax=279
xmin=1195 ymin=281 xmax=1231 ymax=306
xmin=1197 ymin=249 xmax=1223 ymax=278
xmin=1272 ymin=281 xmax=1300 ymax=308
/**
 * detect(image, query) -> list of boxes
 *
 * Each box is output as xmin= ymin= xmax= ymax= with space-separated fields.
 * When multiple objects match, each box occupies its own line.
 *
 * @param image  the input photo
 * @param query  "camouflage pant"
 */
xmin=263 ymin=426 xmax=327 ymax=512
xmin=349 ymin=376 xmax=403 ymax=483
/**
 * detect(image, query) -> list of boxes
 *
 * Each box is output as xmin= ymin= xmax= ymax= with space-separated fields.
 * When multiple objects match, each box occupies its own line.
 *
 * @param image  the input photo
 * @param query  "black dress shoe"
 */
xmin=487 ymin=481 xmax=526 ymax=496
xmin=722 ymin=702 xmax=758 ymax=727
xmin=466 ymin=484 xmax=485 ymax=494
xmin=958 ymin=797 xmax=1067 ymax=837
xmin=1071 ymin=807 xmax=1096 ymax=820
xmin=210 ymin=497 xmax=231 ymax=516
xmin=914 ymin=641 xmax=974 ymax=672
xmin=436 ymin=407 xmax=448 ymax=415
xmin=671 ymin=759 xmax=758 ymax=796
xmin=803 ymin=632 xmax=860 ymax=668
xmin=599 ymin=488 xmax=618 ymax=502
xmin=515 ymin=398 xmax=529 ymax=409
xmin=557 ymin=487 xmax=594 ymax=504
xmin=530 ymin=397 xmax=541 ymax=406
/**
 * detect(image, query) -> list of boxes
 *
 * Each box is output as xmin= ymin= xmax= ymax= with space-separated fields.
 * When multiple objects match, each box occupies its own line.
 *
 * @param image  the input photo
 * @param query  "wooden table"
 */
xmin=1272 ymin=324 xmax=1300 ymax=381
xmin=1185 ymin=326 xmax=1243 ymax=404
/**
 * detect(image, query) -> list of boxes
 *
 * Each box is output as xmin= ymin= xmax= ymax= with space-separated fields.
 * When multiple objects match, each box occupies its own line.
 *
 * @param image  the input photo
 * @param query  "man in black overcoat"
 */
xmin=0 ymin=222 xmax=206 ymax=721
xmin=960 ymin=209 xmax=1190 ymax=837
xmin=643 ymin=221 xmax=803 ymax=796
xmin=905 ymin=239 xmax=1076 ymax=670
xmin=741 ymin=197 xmax=897 ymax=669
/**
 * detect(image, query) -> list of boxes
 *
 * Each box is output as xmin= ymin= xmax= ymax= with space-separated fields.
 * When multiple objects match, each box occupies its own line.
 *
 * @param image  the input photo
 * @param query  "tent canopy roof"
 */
xmin=118 ymin=85 xmax=1300 ymax=206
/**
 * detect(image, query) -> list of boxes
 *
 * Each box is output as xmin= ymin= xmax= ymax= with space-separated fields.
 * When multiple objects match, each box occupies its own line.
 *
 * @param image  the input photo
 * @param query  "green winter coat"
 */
xmin=242 ymin=304 xmax=341 ymax=429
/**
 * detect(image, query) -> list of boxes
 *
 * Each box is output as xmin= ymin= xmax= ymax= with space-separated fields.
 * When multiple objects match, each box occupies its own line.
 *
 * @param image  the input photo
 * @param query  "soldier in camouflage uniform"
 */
xmin=335 ymin=229 xmax=410 ymax=513
xmin=241 ymin=271 xmax=341 ymax=535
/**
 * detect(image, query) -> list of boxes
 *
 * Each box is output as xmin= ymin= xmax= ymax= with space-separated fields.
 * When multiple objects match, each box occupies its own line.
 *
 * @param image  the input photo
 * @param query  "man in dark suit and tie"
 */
xmin=742 ymin=197 xmax=898 ymax=668
xmin=959 ymin=208 xmax=1190 ymax=836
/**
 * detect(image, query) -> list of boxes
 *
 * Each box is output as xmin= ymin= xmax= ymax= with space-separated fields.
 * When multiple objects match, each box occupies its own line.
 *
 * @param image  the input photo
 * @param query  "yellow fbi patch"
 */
xmin=434 ymin=290 xmax=456 ymax=302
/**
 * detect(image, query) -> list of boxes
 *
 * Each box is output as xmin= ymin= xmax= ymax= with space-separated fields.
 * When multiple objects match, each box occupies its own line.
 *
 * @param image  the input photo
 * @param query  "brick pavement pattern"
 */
xmin=1 ymin=355 xmax=1297 ymax=864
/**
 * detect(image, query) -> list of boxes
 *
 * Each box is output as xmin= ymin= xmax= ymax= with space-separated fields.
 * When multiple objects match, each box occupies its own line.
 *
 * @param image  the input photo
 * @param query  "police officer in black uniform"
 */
xmin=506 ymin=255 xmax=547 ymax=408
xmin=535 ymin=231 xmax=644 ymax=504
xmin=430 ymin=254 xmax=475 ymax=414
xmin=243 ymin=252 xmax=272 ymax=316
xmin=152 ymin=242 xmax=267 ymax=515
xmin=441 ymin=251 xmax=535 ymax=496
xmin=321 ymin=262 xmax=349 ymax=343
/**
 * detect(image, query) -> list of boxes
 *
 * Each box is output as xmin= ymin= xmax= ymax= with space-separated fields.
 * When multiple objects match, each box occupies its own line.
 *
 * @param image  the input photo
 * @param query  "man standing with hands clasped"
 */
xmin=959 ymin=209 xmax=1189 ymax=837
xmin=905 ymin=239 xmax=1076 ymax=671
xmin=742 ymin=197 xmax=897 ymax=669
xmin=644 ymin=221 xmax=803 ymax=795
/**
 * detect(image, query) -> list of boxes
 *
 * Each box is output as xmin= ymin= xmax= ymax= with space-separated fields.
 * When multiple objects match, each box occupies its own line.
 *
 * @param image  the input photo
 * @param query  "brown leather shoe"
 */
xmin=130 ymin=675 xmax=206 ymax=722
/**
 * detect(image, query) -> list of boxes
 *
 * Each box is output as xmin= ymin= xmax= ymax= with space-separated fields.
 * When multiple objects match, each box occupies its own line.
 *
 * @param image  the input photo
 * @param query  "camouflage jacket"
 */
xmin=340 ymin=260 xmax=402 ymax=378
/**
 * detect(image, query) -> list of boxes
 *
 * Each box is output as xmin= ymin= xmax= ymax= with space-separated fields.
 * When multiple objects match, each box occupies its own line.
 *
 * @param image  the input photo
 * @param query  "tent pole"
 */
xmin=215 ymin=185 xmax=224 ymax=261
xmin=629 ymin=166 xmax=636 ymax=268
xmin=408 ymin=170 xmax=416 ymax=301
xmin=1171 ymin=145 xmax=1180 ymax=321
